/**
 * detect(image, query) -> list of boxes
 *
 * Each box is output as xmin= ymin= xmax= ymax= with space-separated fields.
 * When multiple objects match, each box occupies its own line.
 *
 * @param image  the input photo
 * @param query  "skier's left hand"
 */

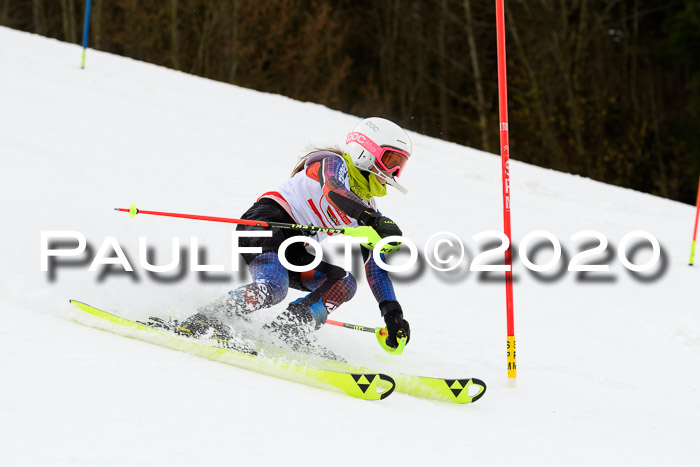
xmin=359 ymin=210 xmax=402 ymax=239
xmin=380 ymin=300 xmax=410 ymax=348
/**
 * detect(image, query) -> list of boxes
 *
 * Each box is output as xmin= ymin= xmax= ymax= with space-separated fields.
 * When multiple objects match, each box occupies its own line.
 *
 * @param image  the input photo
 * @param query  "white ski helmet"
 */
xmin=345 ymin=117 xmax=412 ymax=193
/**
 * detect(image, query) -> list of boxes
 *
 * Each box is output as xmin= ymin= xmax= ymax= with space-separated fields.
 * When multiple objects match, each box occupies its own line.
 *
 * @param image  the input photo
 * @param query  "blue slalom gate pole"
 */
xmin=81 ymin=0 xmax=93 ymax=69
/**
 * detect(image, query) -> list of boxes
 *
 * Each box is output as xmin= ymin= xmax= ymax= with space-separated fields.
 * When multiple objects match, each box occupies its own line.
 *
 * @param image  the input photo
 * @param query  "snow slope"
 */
xmin=1 ymin=27 xmax=699 ymax=466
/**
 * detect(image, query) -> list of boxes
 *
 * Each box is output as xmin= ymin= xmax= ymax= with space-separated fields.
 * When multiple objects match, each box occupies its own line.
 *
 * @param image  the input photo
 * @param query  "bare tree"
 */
xmin=437 ymin=0 xmax=450 ymax=138
xmin=32 ymin=0 xmax=44 ymax=35
xmin=228 ymin=0 xmax=239 ymax=82
xmin=59 ymin=0 xmax=76 ymax=43
xmin=169 ymin=0 xmax=179 ymax=69
xmin=92 ymin=0 xmax=102 ymax=49
xmin=505 ymin=1 xmax=565 ymax=169
xmin=463 ymin=0 xmax=490 ymax=152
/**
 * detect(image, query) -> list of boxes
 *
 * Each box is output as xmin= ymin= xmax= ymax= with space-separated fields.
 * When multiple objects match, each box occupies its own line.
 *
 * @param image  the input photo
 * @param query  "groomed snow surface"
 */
xmin=1 ymin=27 xmax=699 ymax=466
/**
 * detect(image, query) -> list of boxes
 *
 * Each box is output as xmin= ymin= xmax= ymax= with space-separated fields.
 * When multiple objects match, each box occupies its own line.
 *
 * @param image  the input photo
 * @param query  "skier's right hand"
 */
xmin=359 ymin=210 xmax=402 ymax=239
xmin=380 ymin=300 xmax=410 ymax=348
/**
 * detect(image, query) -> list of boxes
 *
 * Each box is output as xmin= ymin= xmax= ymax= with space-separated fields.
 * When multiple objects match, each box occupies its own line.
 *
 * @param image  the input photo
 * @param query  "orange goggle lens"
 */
xmin=377 ymin=149 xmax=409 ymax=177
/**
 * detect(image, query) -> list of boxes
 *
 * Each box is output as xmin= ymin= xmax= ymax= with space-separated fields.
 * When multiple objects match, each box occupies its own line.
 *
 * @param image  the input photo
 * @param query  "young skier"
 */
xmin=183 ymin=117 xmax=411 ymax=349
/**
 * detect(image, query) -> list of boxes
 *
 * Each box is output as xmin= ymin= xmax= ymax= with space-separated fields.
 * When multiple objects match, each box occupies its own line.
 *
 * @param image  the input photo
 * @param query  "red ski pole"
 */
xmin=326 ymin=319 xmax=385 ymax=335
xmin=115 ymin=204 xmax=402 ymax=254
xmin=325 ymin=319 xmax=406 ymax=355
xmin=115 ymin=204 xmax=345 ymax=234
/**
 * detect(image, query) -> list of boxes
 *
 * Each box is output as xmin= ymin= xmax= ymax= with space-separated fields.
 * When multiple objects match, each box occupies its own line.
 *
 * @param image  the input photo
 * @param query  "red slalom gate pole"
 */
xmin=495 ymin=0 xmax=517 ymax=382
xmin=690 ymin=176 xmax=700 ymax=265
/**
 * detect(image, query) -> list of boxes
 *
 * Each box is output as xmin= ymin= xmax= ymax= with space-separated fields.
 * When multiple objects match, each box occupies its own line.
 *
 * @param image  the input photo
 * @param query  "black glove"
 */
xmin=358 ymin=210 xmax=402 ymax=239
xmin=380 ymin=300 xmax=410 ymax=348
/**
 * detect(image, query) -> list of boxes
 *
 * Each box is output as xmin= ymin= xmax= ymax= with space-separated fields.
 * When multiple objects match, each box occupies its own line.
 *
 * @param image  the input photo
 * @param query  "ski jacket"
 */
xmin=270 ymin=151 xmax=375 ymax=243
xmin=260 ymin=151 xmax=396 ymax=303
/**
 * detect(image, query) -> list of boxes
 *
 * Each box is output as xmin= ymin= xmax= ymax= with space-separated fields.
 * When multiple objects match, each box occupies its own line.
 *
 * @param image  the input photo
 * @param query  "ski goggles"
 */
xmin=346 ymin=132 xmax=410 ymax=177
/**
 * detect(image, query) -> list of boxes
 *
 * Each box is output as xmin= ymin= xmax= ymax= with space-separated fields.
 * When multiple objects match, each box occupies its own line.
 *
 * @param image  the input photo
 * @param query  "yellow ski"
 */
xmin=68 ymin=300 xmax=394 ymax=401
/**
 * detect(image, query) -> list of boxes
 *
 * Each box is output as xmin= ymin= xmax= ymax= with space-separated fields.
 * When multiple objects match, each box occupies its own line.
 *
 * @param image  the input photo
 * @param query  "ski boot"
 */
xmin=142 ymin=316 xmax=177 ymax=331
xmin=263 ymin=299 xmax=327 ymax=348
xmin=178 ymin=312 xmax=232 ymax=340
xmin=263 ymin=300 xmax=345 ymax=361
xmin=196 ymin=282 xmax=271 ymax=325
xmin=141 ymin=315 xmax=199 ymax=337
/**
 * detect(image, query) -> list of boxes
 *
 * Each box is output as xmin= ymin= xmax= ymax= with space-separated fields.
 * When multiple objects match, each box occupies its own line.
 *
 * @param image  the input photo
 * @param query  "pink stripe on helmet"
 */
xmin=346 ymin=132 xmax=382 ymax=157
